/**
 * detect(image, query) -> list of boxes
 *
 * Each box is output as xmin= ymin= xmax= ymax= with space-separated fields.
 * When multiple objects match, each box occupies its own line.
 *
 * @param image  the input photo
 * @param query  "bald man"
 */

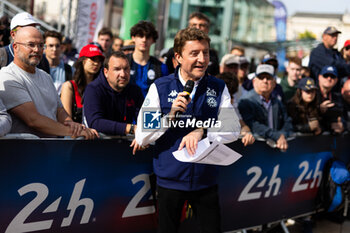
xmin=0 ymin=12 xmax=50 ymax=73
xmin=0 ymin=26 xmax=97 ymax=139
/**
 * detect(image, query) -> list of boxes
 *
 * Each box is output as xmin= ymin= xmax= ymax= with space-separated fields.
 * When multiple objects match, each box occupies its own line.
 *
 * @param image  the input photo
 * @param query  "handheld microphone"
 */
xmin=175 ymin=80 xmax=194 ymax=118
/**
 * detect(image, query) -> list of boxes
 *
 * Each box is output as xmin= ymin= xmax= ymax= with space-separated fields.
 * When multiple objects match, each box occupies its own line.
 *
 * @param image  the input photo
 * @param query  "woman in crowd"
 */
xmin=217 ymin=72 xmax=255 ymax=146
xmin=287 ymin=77 xmax=322 ymax=135
xmin=341 ymin=40 xmax=350 ymax=64
xmin=60 ymin=44 xmax=104 ymax=123
xmin=340 ymin=40 xmax=350 ymax=86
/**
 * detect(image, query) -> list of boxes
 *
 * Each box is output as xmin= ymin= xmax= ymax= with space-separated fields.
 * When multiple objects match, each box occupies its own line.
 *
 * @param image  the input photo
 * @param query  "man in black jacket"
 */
xmin=309 ymin=26 xmax=350 ymax=82
xmin=317 ymin=66 xmax=344 ymax=134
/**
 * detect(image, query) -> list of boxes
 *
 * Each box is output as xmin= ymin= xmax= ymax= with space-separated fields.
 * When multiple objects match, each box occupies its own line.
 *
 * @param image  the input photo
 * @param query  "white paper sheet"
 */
xmin=172 ymin=138 xmax=242 ymax=166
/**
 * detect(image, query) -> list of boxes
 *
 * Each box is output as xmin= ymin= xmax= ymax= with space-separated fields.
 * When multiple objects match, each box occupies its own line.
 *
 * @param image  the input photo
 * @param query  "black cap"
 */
xmin=297 ymin=77 xmax=317 ymax=91
xmin=62 ymin=37 xmax=72 ymax=44
xmin=323 ymin=26 xmax=341 ymax=35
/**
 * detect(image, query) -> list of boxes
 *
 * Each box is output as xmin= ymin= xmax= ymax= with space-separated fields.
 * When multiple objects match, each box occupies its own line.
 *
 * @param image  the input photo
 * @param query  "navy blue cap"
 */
xmin=297 ymin=77 xmax=317 ymax=91
xmin=262 ymin=53 xmax=277 ymax=63
xmin=323 ymin=26 xmax=341 ymax=35
xmin=320 ymin=66 xmax=338 ymax=77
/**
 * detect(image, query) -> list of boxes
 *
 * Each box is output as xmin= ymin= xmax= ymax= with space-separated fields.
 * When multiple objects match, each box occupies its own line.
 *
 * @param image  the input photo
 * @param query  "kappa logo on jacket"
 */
xmin=168 ymin=90 xmax=178 ymax=97
xmin=168 ymin=90 xmax=178 ymax=103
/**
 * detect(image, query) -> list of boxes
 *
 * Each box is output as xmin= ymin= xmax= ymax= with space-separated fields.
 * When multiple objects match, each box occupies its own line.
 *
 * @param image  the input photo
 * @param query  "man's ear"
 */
xmin=10 ymin=30 xmax=16 ymax=39
xmin=103 ymin=67 xmax=108 ymax=78
xmin=174 ymin=52 xmax=181 ymax=65
xmin=12 ymin=42 xmax=18 ymax=52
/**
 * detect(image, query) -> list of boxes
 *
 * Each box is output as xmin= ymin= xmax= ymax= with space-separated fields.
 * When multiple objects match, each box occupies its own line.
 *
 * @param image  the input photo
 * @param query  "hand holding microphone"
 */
xmin=170 ymin=80 xmax=194 ymax=119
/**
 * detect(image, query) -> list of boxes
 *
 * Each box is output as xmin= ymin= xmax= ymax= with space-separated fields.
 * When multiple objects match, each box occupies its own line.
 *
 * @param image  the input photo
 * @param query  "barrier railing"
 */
xmin=0 ymin=134 xmax=349 ymax=233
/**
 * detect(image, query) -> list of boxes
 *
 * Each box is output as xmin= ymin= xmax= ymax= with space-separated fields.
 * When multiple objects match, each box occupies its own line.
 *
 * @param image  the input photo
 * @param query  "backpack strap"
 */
xmin=149 ymin=56 xmax=163 ymax=78
xmin=69 ymin=80 xmax=83 ymax=108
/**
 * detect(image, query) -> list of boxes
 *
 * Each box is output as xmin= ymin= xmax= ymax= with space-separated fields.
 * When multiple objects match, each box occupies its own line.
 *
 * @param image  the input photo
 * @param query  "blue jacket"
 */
xmin=83 ymin=71 xmax=144 ymax=135
xmin=309 ymin=43 xmax=350 ymax=80
xmin=238 ymin=89 xmax=293 ymax=141
xmin=153 ymin=70 xmax=225 ymax=191
xmin=127 ymin=54 xmax=168 ymax=96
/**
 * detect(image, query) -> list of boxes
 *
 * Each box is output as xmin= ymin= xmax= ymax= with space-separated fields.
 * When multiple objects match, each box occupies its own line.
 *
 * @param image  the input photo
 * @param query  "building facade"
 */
xmin=165 ymin=0 xmax=276 ymax=58
xmin=287 ymin=12 xmax=350 ymax=51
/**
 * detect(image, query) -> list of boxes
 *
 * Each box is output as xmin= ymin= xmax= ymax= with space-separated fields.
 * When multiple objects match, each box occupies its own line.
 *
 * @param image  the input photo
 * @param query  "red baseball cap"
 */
xmin=79 ymin=44 xmax=104 ymax=58
xmin=344 ymin=40 xmax=350 ymax=48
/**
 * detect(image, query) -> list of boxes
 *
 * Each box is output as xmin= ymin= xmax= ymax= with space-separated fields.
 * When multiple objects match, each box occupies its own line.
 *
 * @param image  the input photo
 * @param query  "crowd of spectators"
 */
xmin=0 ymin=11 xmax=349 ymax=148
xmin=0 ymin=10 xmax=350 ymax=233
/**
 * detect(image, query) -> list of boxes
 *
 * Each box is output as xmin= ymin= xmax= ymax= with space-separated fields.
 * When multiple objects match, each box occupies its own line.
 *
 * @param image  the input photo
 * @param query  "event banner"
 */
xmin=272 ymin=0 xmax=288 ymax=72
xmin=75 ymin=0 xmax=105 ymax=52
xmin=0 ymin=134 xmax=349 ymax=233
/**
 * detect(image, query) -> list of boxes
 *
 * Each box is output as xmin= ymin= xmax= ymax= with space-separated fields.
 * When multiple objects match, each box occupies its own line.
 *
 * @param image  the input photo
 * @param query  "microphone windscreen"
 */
xmin=183 ymin=80 xmax=194 ymax=96
xmin=174 ymin=80 xmax=195 ymax=118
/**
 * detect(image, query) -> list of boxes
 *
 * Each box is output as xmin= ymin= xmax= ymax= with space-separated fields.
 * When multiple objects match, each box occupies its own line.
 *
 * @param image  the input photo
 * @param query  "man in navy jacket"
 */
xmin=133 ymin=28 xmax=240 ymax=233
xmin=238 ymin=64 xmax=293 ymax=151
xmin=83 ymin=51 xmax=144 ymax=136
xmin=309 ymin=26 xmax=350 ymax=81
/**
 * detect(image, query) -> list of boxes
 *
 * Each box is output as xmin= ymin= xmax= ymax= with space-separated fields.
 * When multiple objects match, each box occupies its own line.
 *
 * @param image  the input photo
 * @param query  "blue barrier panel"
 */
xmin=0 ymin=139 xmax=156 ymax=233
xmin=219 ymin=134 xmax=335 ymax=231
xmin=0 ymin=134 xmax=349 ymax=232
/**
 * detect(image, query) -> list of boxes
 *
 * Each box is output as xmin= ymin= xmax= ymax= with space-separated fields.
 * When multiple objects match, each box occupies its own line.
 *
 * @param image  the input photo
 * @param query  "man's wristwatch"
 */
xmin=129 ymin=124 xmax=135 ymax=134
xmin=200 ymin=127 xmax=207 ymax=138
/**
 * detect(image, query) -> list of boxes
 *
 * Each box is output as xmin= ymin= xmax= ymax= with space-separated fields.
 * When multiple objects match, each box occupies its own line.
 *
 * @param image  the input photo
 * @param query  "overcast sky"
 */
xmin=276 ymin=0 xmax=350 ymax=16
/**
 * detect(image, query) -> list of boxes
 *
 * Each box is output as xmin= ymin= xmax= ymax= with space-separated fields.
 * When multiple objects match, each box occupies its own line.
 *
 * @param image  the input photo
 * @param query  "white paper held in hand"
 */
xmin=172 ymin=137 xmax=242 ymax=166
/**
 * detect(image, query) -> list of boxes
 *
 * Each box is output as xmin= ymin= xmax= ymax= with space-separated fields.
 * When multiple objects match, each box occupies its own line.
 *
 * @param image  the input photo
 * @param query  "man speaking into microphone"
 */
xmin=132 ymin=27 xmax=240 ymax=233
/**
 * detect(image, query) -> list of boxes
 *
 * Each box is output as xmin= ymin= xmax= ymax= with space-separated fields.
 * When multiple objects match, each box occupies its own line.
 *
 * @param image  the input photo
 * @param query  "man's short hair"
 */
xmin=114 ymin=35 xmax=123 ymax=42
xmin=230 ymin=45 xmax=245 ymax=54
xmin=98 ymin=27 xmax=113 ymax=39
xmin=104 ymin=51 xmax=129 ymax=69
xmin=130 ymin=20 xmax=158 ymax=42
xmin=288 ymin=57 xmax=302 ymax=66
xmin=44 ymin=30 xmax=62 ymax=43
xmin=188 ymin=12 xmax=210 ymax=24
xmin=173 ymin=27 xmax=210 ymax=55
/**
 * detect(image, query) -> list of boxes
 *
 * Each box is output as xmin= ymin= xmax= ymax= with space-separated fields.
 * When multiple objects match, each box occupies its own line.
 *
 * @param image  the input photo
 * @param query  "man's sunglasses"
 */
xmin=345 ymin=46 xmax=350 ymax=51
xmin=323 ymin=74 xmax=337 ymax=79
xmin=256 ymin=75 xmax=274 ymax=81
